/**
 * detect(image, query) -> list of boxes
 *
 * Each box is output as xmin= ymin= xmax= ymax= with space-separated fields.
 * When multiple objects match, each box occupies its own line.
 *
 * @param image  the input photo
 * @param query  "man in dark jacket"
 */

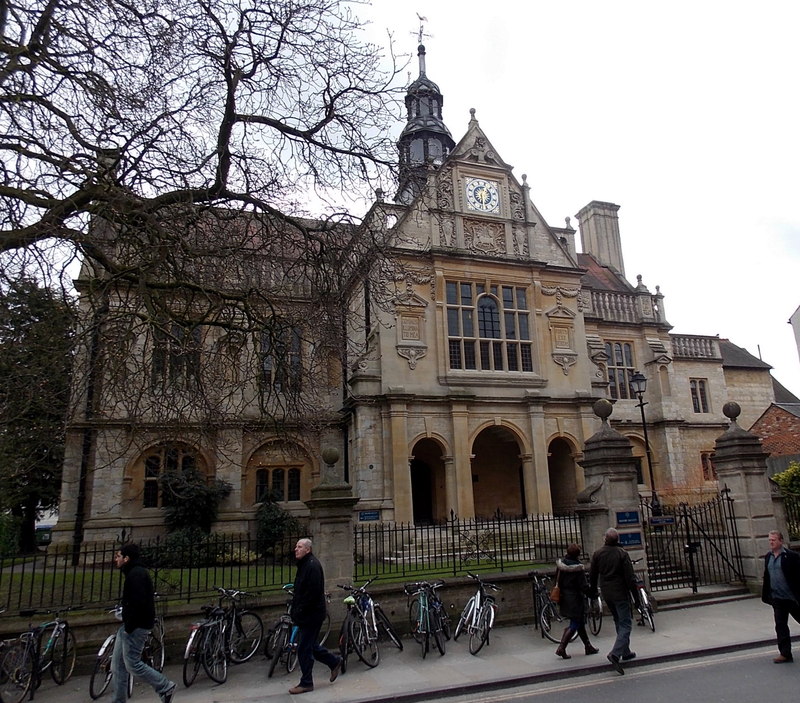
xmin=288 ymin=538 xmax=341 ymax=694
xmin=589 ymin=528 xmax=638 ymax=675
xmin=762 ymin=529 xmax=800 ymax=663
xmin=112 ymin=543 xmax=175 ymax=703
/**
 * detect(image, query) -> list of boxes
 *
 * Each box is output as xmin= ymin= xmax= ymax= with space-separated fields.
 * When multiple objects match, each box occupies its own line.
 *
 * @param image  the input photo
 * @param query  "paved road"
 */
xmin=441 ymin=646 xmax=795 ymax=703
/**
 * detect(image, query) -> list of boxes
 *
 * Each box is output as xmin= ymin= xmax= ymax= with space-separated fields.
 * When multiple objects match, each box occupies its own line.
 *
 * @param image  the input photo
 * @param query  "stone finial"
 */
xmin=469 ymin=108 xmax=477 ymax=123
xmin=522 ymin=174 xmax=528 ymax=187
xmin=375 ymin=188 xmax=384 ymax=202
xmin=723 ymin=401 xmax=741 ymax=424
xmin=322 ymin=447 xmax=339 ymax=465
xmin=593 ymin=398 xmax=613 ymax=423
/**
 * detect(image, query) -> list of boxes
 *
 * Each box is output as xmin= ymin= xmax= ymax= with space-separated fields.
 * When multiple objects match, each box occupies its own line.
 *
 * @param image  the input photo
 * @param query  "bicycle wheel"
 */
xmin=267 ymin=626 xmax=287 ymax=678
xmin=89 ymin=638 xmax=114 ymax=700
xmin=317 ymin=612 xmax=331 ymax=647
xmin=0 ymin=642 xmax=33 ymax=703
xmin=182 ymin=628 xmax=204 ymax=688
xmin=587 ymin=596 xmax=603 ymax=636
xmin=230 ymin=611 xmax=263 ymax=664
xmin=453 ymin=598 xmax=475 ymax=641
xmin=439 ymin=607 xmax=452 ymax=641
xmin=374 ymin=606 xmax=403 ymax=651
xmin=286 ymin=643 xmax=298 ymax=674
xmin=639 ymin=591 xmax=656 ymax=632
xmin=146 ymin=619 xmax=166 ymax=672
xmin=202 ymin=625 xmax=228 ymax=684
xmin=540 ymin=601 xmax=566 ymax=643
xmin=337 ymin=618 xmax=350 ymax=674
xmin=351 ymin=618 xmax=379 ymax=668
xmin=50 ymin=626 xmax=77 ymax=684
xmin=468 ymin=605 xmax=490 ymax=655
xmin=432 ymin=612 xmax=446 ymax=657
xmin=408 ymin=599 xmax=423 ymax=643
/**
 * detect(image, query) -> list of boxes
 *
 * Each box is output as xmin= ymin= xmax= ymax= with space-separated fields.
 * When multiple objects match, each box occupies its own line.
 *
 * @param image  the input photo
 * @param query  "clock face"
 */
xmin=465 ymin=177 xmax=500 ymax=213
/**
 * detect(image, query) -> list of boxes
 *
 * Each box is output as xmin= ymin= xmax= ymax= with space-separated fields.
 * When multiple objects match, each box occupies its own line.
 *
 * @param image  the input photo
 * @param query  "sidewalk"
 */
xmin=30 ymin=594 xmax=784 ymax=703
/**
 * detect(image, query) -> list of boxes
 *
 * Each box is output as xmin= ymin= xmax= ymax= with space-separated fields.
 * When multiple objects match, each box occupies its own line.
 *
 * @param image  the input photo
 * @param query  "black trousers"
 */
xmin=297 ymin=618 xmax=338 ymax=687
xmin=772 ymin=598 xmax=800 ymax=658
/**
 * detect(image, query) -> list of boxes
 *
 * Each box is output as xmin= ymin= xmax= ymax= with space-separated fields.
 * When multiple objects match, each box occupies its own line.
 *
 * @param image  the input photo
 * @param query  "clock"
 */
xmin=465 ymin=177 xmax=500 ymax=213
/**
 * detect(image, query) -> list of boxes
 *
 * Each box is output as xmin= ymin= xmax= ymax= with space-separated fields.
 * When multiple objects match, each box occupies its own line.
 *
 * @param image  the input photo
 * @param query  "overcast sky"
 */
xmin=362 ymin=0 xmax=800 ymax=399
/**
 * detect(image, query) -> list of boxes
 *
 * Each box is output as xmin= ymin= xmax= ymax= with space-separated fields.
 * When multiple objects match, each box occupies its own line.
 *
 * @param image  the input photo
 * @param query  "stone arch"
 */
xmin=243 ymin=439 xmax=315 ymax=507
xmin=409 ymin=436 xmax=447 ymax=524
xmin=470 ymin=423 xmax=526 ymax=519
xmin=547 ymin=436 xmax=578 ymax=515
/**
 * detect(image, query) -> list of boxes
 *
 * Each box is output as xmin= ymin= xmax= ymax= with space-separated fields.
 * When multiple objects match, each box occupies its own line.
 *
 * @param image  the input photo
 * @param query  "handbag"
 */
xmin=550 ymin=571 xmax=561 ymax=603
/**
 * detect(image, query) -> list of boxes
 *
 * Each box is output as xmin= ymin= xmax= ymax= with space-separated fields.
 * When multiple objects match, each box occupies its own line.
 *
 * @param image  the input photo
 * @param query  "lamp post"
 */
xmin=630 ymin=371 xmax=661 ymax=515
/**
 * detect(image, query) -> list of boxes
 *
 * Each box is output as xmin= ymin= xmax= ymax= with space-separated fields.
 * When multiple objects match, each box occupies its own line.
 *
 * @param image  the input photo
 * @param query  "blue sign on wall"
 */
xmin=650 ymin=515 xmax=676 ymax=526
xmin=616 ymin=511 xmax=640 ymax=526
xmin=358 ymin=510 xmax=380 ymax=522
xmin=619 ymin=532 xmax=643 ymax=547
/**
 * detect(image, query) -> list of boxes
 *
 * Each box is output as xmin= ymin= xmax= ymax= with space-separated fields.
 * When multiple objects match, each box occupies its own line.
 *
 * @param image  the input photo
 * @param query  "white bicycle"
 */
xmin=452 ymin=572 xmax=500 ymax=655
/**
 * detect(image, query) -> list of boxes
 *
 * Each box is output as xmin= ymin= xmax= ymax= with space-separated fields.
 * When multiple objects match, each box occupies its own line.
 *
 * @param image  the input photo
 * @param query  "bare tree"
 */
xmin=1 ymin=0 xmax=409 ymax=543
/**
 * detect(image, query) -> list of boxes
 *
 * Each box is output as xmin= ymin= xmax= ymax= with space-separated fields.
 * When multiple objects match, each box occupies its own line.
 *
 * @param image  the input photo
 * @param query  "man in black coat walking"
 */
xmin=589 ymin=528 xmax=638 ymax=675
xmin=112 ymin=543 xmax=175 ymax=703
xmin=288 ymin=538 xmax=342 ymax=694
xmin=762 ymin=529 xmax=800 ymax=663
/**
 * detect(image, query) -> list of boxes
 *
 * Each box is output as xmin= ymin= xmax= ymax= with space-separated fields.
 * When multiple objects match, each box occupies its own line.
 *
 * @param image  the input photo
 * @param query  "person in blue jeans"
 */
xmin=288 ymin=538 xmax=342 ymax=695
xmin=112 ymin=543 xmax=176 ymax=703
xmin=589 ymin=528 xmax=638 ymax=675
xmin=762 ymin=529 xmax=800 ymax=663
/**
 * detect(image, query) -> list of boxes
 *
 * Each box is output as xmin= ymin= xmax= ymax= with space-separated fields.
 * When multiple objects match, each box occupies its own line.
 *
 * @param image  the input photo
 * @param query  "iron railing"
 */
xmin=640 ymin=488 xmax=744 ymax=592
xmin=0 ymin=533 xmax=302 ymax=612
xmin=354 ymin=513 xmax=582 ymax=580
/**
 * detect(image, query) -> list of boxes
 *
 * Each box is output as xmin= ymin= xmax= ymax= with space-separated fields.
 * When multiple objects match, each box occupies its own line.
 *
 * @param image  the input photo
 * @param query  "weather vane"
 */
xmin=414 ymin=13 xmax=431 ymax=44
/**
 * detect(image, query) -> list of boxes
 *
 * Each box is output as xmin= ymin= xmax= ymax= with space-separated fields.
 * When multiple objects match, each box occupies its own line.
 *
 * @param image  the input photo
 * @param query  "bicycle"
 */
xmin=212 ymin=587 xmax=264 ymax=663
xmin=404 ymin=580 xmax=448 ymax=658
xmin=265 ymin=584 xmax=331 ymax=678
xmin=528 ymin=570 xmax=575 ymax=644
xmin=182 ymin=603 xmax=228 ymax=687
xmin=453 ymin=572 xmax=500 ymax=655
xmin=336 ymin=576 xmax=403 ymax=673
xmin=89 ymin=599 xmax=165 ymax=699
xmin=0 ymin=606 xmax=78 ymax=703
xmin=585 ymin=588 xmax=603 ymax=636
xmin=631 ymin=558 xmax=656 ymax=631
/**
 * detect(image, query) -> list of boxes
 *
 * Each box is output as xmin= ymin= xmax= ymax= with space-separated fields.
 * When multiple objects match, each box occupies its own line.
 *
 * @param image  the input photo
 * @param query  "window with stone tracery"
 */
xmin=604 ymin=341 xmax=635 ymax=399
xmin=446 ymin=281 xmax=532 ymax=372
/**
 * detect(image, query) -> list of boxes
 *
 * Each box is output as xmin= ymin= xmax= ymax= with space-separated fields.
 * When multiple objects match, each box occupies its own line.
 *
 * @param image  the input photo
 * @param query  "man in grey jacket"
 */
xmin=589 ymin=528 xmax=638 ymax=675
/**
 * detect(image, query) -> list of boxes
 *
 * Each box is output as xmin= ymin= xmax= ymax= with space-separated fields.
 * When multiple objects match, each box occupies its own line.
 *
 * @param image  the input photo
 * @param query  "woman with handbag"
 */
xmin=553 ymin=543 xmax=599 ymax=659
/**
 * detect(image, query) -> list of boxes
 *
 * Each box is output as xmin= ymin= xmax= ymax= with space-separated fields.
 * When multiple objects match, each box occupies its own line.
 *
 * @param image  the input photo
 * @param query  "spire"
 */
xmin=395 ymin=43 xmax=455 ymax=205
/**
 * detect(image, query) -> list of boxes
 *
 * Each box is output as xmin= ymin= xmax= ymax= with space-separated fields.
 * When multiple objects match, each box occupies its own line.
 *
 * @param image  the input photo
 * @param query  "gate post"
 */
xmin=305 ymin=448 xmax=358 ymax=600
xmin=576 ymin=400 xmax=646 ymax=566
xmin=712 ymin=402 xmax=785 ymax=591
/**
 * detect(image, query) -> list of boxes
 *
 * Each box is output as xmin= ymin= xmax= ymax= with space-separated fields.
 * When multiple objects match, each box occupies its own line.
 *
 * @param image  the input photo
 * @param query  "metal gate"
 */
xmin=640 ymin=487 xmax=744 ymax=592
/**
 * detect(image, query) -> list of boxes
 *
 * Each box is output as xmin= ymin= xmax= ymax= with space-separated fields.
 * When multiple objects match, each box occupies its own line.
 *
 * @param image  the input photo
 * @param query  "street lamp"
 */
xmin=629 ymin=371 xmax=661 ymax=515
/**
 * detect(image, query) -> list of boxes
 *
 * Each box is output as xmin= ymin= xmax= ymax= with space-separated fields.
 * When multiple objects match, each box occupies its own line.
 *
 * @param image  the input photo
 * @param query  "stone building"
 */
xmin=53 ymin=45 xmax=797 ymax=543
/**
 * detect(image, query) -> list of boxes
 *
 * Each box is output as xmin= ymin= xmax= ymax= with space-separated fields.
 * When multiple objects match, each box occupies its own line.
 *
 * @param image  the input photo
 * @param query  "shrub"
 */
xmin=0 ymin=513 xmax=20 ymax=557
xmin=159 ymin=467 xmax=232 ymax=533
xmin=255 ymin=495 xmax=300 ymax=556
xmin=773 ymin=461 xmax=800 ymax=494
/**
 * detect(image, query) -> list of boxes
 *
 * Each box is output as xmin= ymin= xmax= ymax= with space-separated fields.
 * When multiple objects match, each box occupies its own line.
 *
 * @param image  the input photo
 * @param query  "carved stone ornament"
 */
xmin=552 ymin=352 xmax=578 ymax=376
xmin=397 ymin=345 xmax=427 ymax=370
xmin=393 ymin=266 xmax=436 ymax=299
xmin=464 ymin=218 xmax=505 ymax=255
xmin=586 ymin=333 xmax=609 ymax=380
xmin=509 ymin=191 xmax=525 ymax=220
xmin=437 ymin=168 xmax=454 ymax=210
xmin=439 ymin=216 xmax=455 ymax=247
xmin=512 ymin=226 xmax=529 ymax=258
xmin=466 ymin=136 xmax=498 ymax=164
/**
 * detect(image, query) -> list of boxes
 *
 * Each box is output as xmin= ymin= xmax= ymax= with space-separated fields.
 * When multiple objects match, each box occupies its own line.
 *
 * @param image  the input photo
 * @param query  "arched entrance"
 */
xmin=547 ymin=438 xmax=577 ymax=515
xmin=410 ymin=438 xmax=446 ymax=524
xmin=471 ymin=426 xmax=525 ymax=518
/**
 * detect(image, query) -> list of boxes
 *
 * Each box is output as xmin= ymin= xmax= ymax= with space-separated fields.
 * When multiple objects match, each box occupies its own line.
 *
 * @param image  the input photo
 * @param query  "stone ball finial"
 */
xmin=321 ymin=447 xmax=340 ymax=466
xmin=593 ymin=398 xmax=613 ymax=421
xmin=722 ymin=402 xmax=741 ymax=422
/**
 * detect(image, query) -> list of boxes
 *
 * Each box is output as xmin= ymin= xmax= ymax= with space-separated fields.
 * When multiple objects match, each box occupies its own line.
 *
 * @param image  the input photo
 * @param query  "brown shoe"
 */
xmin=773 ymin=655 xmax=793 ymax=663
xmin=289 ymin=685 xmax=314 ymax=694
xmin=330 ymin=657 xmax=342 ymax=682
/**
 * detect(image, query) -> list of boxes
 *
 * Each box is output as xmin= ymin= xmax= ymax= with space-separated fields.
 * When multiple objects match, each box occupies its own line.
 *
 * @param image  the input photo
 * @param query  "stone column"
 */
xmin=305 ymin=448 xmax=358 ymax=598
xmin=576 ymin=400 xmax=646 ymax=564
xmin=388 ymin=400 xmax=413 ymax=523
xmin=712 ymin=402 xmax=783 ymax=590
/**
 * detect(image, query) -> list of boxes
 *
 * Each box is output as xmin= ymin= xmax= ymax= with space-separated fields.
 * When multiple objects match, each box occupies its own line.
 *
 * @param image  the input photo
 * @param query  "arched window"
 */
xmin=138 ymin=443 xmax=203 ymax=509
xmin=251 ymin=466 xmax=303 ymax=503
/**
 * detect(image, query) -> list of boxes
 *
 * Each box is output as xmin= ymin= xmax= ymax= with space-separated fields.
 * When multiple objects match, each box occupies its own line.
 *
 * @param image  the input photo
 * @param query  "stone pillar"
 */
xmin=388 ymin=400 xmax=413 ymax=523
xmin=305 ymin=448 xmax=358 ymax=598
xmin=576 ymin=400 xmax=646 ymax=564
xmin=712 ymin=402 xmax=783 ymax=590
